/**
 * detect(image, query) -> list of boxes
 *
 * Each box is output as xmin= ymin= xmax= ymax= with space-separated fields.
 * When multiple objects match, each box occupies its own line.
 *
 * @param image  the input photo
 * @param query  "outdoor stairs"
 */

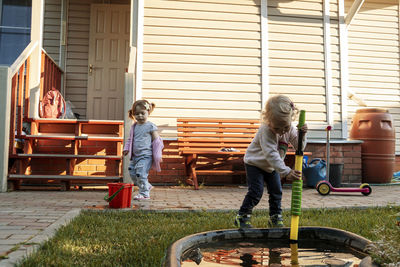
xmin=8 ymin=119 xmax=124 ymax=191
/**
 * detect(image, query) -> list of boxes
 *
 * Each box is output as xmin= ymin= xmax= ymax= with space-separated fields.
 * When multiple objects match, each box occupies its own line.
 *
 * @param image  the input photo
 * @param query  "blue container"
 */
xmin=303 ymin=159 xmax=327 ymax=188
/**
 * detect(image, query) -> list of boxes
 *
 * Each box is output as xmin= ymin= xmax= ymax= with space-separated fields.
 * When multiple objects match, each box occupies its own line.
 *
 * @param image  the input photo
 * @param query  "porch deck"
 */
xmin=8 ymin=119 xmax=124 ymax=191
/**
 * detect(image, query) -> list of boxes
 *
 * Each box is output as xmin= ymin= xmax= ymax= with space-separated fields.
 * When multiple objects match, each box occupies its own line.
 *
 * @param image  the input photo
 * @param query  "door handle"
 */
xmin=89 ymin=64 xmax=94 ymax=74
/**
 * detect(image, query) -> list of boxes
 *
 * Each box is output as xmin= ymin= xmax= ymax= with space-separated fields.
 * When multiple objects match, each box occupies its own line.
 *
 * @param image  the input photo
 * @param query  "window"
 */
xmin=0 ymin=0 xmax=31 ymax=65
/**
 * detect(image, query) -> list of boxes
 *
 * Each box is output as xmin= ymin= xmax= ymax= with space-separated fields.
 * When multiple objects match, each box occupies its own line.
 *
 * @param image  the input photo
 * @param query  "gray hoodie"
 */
xmin=244 ymin=123 xmax=307 ymax=177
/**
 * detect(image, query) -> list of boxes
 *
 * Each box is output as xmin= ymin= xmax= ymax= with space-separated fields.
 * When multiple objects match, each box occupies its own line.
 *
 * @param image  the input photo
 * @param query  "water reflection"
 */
xmin=182 ymin=241 xmax=362 ymax=266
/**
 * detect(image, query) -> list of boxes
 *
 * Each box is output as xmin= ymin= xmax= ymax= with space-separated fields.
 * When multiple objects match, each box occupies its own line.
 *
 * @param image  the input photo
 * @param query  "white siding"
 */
xmin=141 ymin=0 xmax=262 ymax=137
xmin=267 ymin=0 xmax=340 ymax=139
xmin=43 ymin=0 xmax=62 ymax=64
xmin=345 ymin=0 xmax=400 ymax=153
xmin=66 ymin=0 xmax=91 ymax=118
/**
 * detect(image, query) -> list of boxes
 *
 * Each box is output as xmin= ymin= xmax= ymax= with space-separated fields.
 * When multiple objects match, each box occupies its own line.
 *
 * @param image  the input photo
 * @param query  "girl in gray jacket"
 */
xmin=235 ymin=95 xmax=308 ymax=228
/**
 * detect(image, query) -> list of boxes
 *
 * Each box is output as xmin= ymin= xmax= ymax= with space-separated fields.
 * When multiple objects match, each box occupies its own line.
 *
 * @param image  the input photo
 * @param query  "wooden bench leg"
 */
xmin=185 ymin=154 xmax=199 ymax=190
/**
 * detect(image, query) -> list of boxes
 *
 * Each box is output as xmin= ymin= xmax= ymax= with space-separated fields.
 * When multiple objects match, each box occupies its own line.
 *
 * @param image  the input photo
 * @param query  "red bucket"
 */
xmin=106 ymin=183 xmax=133 ymax=209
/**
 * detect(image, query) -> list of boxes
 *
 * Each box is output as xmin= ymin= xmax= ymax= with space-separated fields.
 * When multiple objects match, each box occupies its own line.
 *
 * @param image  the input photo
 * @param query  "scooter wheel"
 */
xmin=317 ymin=182 xmax=331 ymax=196
xmin=360 ymin=184 xmax=372 ymax=196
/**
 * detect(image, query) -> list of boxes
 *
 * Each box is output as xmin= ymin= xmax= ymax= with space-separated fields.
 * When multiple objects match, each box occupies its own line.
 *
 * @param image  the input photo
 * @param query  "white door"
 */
xmin=87 ymin=4 xmax=130 ymax=120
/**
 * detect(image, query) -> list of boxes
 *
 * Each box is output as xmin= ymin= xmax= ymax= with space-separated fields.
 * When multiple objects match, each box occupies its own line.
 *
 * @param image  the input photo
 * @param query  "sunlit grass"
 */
xmin=18 ymin=206 xmax=400 ymax=266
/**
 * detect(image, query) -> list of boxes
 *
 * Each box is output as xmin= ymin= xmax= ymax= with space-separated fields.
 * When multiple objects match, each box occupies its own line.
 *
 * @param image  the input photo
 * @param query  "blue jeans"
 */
xmin=238 ymin=164 xmax=282 ymax=217
xmin=128 ymin=155 xmax=153 ymax=197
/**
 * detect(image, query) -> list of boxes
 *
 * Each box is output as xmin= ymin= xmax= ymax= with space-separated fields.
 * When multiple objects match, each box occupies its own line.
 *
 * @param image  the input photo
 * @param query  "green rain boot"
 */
xmin=234 ymin=214 xmax=253 ymax=229
xmin=268 ymin=214 xmax=284 ymax=228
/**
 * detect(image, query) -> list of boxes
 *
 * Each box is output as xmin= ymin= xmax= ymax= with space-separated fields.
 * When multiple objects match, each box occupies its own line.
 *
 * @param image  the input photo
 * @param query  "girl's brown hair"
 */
xmin=261 ymin=95 xmax=298 ymax=125
xmin=128 ymin=99 xmax=156 ymax=120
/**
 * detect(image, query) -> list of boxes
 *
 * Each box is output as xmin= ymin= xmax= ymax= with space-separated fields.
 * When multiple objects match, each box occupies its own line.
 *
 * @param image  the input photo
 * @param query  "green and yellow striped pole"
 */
xmin=289 ymin=110 xmax=306 ymax=266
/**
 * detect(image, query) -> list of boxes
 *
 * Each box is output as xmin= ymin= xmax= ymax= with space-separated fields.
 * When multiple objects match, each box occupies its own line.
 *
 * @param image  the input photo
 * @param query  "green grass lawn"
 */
xmin=18 ymin=206 xmax=400 ymax=266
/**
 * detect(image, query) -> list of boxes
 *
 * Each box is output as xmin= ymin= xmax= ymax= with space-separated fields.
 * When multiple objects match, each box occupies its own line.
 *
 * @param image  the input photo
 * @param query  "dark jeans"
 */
xmin=238 ymin=164 xmax=282 ymax=217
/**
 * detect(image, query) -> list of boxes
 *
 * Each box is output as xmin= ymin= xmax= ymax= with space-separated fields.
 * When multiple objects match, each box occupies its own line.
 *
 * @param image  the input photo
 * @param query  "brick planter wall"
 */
xmin=148 ymin=140 xmax=363 ymax=185
xmin=25 ymin=139 xmax=363 ymax=186
xmin=305 ymin=142 xmax=362 ymax=184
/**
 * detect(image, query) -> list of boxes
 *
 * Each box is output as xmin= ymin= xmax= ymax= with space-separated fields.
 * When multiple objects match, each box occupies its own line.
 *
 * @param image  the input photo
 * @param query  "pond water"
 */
xmin=182 ymin=240 xmax=367 ymax=266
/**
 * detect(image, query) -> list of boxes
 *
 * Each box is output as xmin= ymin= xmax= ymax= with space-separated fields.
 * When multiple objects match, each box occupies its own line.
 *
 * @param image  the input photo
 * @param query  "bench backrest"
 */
xmin=177 ymin=118 xmax=260 ymax=154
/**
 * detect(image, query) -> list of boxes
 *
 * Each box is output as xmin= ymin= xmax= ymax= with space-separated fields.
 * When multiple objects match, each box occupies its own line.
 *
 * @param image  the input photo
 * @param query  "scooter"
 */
xmin=316 ymin=180 xmax=372 ymax=196
xmin=315 ymin=125 xmax=372 ymax=196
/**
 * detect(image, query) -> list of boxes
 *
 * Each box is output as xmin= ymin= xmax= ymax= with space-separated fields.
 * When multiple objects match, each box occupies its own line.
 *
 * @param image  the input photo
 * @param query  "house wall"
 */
xmin=345 ymin=0 xmax=400 ymax=153
xmin=141 ymin=0 xmax=263 ymax=138
xmin=267 ymin=0 xmax=343 ymax=140
xmin=42 ymin=0 xmax=400 ymax=151
xmin=56 ymin=0 xmax=399 ymax=152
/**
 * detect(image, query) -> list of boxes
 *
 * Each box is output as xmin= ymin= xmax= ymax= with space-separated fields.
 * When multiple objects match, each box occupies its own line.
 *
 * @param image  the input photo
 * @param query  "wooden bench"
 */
xmin=177 ymin=118 xmax=258 ymax=190
xmin=177 ymin=118 xmax=311 ymax=190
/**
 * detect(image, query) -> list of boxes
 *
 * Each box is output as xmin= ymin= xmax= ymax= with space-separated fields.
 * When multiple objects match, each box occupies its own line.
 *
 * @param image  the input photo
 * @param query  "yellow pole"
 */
xmin=289 ymin=110 xmax=306 ymax=265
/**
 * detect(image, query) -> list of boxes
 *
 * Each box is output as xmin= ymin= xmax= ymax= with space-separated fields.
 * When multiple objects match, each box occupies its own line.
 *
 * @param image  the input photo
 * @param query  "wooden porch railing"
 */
xmin=9 ymin=44 xmax=63 ymax=156
xmin=8 ymin=42 xmax=37 ymax=156
xmin=40 ymin=50 xmax=63 ymax=99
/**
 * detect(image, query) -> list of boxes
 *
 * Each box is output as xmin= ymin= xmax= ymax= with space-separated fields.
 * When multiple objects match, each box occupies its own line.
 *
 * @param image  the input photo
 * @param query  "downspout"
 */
xmin=29 ymin=0 xmax=44 ymax=119
xmin=261 ymin=0 xmax=269 ymax=108
xmin=59 ymin=0 xmax=68 ymax=95
xmin=135 ymin=0 xmax=144 ymax=101
xmin=323 ymin=0 xmax=333 ymax=126
xmin=338 ymin=0 xmax=349 ymax=139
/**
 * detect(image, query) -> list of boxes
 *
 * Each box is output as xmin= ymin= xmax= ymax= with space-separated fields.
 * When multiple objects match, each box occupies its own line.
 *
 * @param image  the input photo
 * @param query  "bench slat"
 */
xmin=179 ymin=149 xmax=245 ymax=155
xmin=177 ymin=118 xmax=260 ymax=123
xmin=178 ymin=128 xmax=257 ymax=133
xmin=179 ymin=144 xmax=249 ymax=149
xmin=178 ymin=133 xmax=255 ymax=138
xmin=177 ymin=123 xmax=259 ymax=129
xmin=178 ymin=138 xmax=253 ymax=143
xmin=18 ymin=134 xmax=123 ymax=141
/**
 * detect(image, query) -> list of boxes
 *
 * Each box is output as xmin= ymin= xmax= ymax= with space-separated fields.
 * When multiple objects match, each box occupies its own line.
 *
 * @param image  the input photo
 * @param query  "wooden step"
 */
xmin=10 ymin=153 xmax=122 ymax=160
xmin=8 ymin=174 xmax=122 ymax=191
xmin=19 ymin=134 xmax=123 ymax=141
xmin=8 ymin=174 xmax=122 ymax=180
xmin=24 ymin=118 xmax=124 ymax=124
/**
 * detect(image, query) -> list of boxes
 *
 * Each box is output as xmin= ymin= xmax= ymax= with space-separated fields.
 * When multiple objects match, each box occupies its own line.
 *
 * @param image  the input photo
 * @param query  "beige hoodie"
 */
xmin=244 ymin=123 xmax=307 ymax=177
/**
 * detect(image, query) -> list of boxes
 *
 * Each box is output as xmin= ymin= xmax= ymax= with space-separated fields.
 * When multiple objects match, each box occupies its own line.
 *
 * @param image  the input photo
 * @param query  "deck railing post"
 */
xmin=0 ymin=66 xmax=12 ymax=192
xmin=123 ymin=72 xmax=135 ymax=183
xmin=28 ymin=0 xmax=44 ymax=118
